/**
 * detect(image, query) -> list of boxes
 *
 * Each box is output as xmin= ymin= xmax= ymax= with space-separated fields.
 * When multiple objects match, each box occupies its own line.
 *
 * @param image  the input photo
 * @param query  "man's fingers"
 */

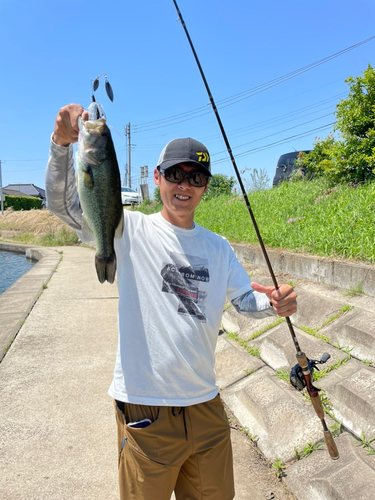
xmin=250 ymin=282 xmax=275 ymax=297
xmin=53 ymin=104 xmax=86 ymax=146
xmin=251 ymin=281 xmax=297 ymax=317
xmin=270 ymin=289 xmax=298 ymax=317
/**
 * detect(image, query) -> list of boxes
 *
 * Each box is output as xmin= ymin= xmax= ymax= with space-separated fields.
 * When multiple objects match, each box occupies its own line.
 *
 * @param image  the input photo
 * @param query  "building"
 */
xmin=3 ymin=184 xmax=45 ymax=199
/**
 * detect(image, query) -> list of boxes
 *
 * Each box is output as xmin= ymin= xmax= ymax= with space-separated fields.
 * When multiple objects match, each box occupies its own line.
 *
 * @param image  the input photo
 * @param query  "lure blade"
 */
xmin=105 ymin=81 xmax=114 ymax=102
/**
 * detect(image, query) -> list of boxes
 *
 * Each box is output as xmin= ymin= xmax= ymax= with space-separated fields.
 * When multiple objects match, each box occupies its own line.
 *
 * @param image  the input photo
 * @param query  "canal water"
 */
xmin=0 ymin=250 xmax=36 ymax=296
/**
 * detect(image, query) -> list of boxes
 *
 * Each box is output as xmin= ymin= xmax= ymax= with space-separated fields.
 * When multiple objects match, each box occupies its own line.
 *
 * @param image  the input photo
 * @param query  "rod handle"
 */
xmin=310 ymin=393 xmax=325 ymax=420
xmin=324 ymin=429 xmax=340 ymax=460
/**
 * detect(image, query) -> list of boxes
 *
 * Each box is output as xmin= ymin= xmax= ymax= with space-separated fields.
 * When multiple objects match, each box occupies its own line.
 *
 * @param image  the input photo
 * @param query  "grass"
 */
xmin=140 ymin=178 xmax=375 ymax=264
xmin=275 ymin=369 xmax=290 ymax=383
xmin=294 ymin=441 xmax=324 ymax=460
xmin=271 ymin=458 xmax=286 ymax=478
xmin=0 ymin=208 xmax=79 ymax=246
xmin=313 ymin=356 xmax=350 ymax=381
xmin=320 ymin=305 xmax=353 ymax=328
xmin=248 ymin=317 xmax=285 ymax=341
xmin=239 ymin=426 xmax=259 ymax=444
xmin=2 ymin=178 xmax=375 ymax=263
xmin=356 ymin=432 xmax=375 ymax=455
xmin=227 ymin=331 xmax=260 ymax=358
xmin=344 ymin=283 xmax=366 ymax=297
xmin=299 ymin=326 xmax=330 ymax=343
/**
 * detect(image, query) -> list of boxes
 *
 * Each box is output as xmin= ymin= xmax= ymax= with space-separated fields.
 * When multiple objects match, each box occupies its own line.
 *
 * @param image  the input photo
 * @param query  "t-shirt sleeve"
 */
xmin=226 ymin=243 xmax=252 ymax=301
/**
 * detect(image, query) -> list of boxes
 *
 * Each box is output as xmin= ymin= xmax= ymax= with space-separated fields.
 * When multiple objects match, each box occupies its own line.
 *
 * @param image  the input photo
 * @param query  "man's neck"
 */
xmin=160 ymin=208 xmax=195 ymax=229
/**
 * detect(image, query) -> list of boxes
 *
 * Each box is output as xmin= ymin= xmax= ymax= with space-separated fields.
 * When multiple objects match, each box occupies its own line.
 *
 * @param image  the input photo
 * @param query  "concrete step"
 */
xmin=317 ymin=359 xmax=375 ymax=442
xmin=222 ymin=305 xmax=283 ymax=341
xmin=215 ymin=334 xmax=264 ymax=390
xmin=284 ymin=432 xmax=375 ymax=500
xmin=220 ymin=365 xmax=333 ymax=463
xmin=289 ymin=288 xmax=348 ymax=330
xmin=320 ymin=308 xmax=375 ymax=364
xmin=219 ymin=270 xmax=375 ymax=499
xmin=248 ymin=322 xmax=346 ymax=373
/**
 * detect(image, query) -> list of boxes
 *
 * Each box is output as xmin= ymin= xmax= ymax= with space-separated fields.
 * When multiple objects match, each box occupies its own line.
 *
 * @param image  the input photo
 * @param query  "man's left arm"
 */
xmin=231 ymin=282 xmax=297 ymax=319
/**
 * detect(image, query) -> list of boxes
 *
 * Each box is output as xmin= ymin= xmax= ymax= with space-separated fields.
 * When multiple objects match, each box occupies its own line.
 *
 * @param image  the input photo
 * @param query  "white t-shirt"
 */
xmin=109 ymin=210 xmax=254 ymax=406
xmin=45 ymin=139 xmax=273 ymax=407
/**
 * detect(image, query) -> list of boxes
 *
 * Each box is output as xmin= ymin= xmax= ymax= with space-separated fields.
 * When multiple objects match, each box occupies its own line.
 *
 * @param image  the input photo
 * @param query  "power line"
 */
xmin=213 ymin=122 xmax=336 ymax=164
xmin=211 ymin=112 xmax=335 ymax=157
xmin=215 ymin=36 xmax=375 ymax=109
xmin=132 ymin=35 xmax=375 ymax=133
xmin=207 ymin=93 xmax=345 ymax=141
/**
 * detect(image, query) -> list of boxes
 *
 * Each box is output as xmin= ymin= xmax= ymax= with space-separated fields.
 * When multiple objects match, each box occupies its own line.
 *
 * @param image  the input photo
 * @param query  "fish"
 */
xmin=76 ymin=116 xmax=124 ymax=284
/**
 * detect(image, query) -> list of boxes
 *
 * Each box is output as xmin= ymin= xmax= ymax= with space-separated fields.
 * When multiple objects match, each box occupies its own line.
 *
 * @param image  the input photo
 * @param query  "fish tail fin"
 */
xmin=95 ymin=253 xmax=117 ymax=284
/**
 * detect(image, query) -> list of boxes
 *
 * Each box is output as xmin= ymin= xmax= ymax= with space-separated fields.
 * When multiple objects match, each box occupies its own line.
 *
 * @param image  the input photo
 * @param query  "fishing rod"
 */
xmin=172 ymin=0 xmax=339 ymax=460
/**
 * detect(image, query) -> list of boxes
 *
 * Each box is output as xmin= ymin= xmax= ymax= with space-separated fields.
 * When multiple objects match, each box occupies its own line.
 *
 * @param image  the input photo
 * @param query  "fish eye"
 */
xmin=101 ymin=132 xmax=108 ymax=136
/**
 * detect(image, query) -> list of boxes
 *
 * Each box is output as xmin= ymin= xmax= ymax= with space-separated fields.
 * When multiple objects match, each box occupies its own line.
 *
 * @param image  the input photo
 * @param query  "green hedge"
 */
xmin=3 ymin=195 xmax=43 ymax=211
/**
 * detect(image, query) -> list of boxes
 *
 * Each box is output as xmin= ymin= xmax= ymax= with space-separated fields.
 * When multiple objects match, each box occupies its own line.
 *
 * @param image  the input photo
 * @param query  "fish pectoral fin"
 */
xmin=83 ymin=214 xmax=95 ymax=236
xmin=115 ymin=210 xmax=124 ymax=238
xmin=82 ymin=165 xmax=94 ymax=188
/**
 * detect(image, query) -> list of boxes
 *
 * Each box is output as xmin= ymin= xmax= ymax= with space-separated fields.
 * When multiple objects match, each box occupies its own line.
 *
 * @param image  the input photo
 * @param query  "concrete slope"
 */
xmin=220 ymin=254 xmax=375 ymax=499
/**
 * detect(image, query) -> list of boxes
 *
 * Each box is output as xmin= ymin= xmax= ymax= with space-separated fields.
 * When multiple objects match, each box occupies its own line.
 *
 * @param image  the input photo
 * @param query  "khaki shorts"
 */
xmin=114 ymin=394 xmax=234 ymax=500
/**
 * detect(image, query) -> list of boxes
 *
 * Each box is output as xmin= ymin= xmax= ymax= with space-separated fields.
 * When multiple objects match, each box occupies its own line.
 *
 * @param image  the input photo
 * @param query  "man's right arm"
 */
xmin=45 ymin=104 xmax=94 ymax=244
xmin=45 ymin=138 xmax=82 ymax=230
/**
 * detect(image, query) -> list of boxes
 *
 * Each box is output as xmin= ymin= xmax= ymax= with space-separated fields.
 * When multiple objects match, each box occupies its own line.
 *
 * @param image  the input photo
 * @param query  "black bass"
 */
xmin=76 ymin=117 xmax=124 ymax=284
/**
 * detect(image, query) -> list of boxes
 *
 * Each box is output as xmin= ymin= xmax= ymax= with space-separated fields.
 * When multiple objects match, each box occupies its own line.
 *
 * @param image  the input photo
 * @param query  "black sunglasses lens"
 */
xmin=163 ymin=167 xmax=209 ymax=187
xmin=164 ymin=168 xmax=185 ymax=183
xmin=189 ymin=172 xmax=208 ymax=187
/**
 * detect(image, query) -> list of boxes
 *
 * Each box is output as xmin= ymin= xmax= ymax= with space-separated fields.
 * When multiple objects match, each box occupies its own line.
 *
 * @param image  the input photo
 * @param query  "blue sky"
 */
xmin=1 ymin=0 xmax=374 ymax=196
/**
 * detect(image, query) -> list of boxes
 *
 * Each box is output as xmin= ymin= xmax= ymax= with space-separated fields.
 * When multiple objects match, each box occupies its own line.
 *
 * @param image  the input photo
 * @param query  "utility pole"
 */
xmin=123 ymin=164 xmax=128 ymax=187
xmin=124 ymin=123 xmax=131 ymax=187
xmin=0 ymin=160 xmax=4 ymax=215
xmin=140 ymin=165 xmax=149 ymax=202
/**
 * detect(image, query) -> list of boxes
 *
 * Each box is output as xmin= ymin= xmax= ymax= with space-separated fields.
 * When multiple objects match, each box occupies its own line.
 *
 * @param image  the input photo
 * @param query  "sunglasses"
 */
xmin=159 ymin=166 xmax=210 ymax=187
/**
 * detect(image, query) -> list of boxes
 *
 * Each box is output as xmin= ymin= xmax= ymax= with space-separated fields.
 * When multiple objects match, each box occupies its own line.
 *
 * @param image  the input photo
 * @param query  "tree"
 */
xmin=205 ymin=173 xmax=236 ymax=198
xmin=333 ymin=64 xmax=375 ymax=182
xmin=153 ymin=186 xmax=162 ymax=204
xmin=295 ymin=64 xmax=375 ymax=183
xmin=295 ymin=134 xmax=337 ymax=179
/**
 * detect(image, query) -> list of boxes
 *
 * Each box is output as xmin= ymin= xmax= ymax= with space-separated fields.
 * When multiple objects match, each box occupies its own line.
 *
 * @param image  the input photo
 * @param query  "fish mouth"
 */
xmin=77 ymin=117 xmax=109 ymax=165
xmin=85 ymin=119 xmax=106 ymax=131
xmin=78 ymin=117 xmax=107 ymax=134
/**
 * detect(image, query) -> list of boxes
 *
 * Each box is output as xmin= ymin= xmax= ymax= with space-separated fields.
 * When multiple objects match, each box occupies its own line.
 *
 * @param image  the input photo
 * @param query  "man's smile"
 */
xmin=174 ymin=194 xmax=191 ymax=200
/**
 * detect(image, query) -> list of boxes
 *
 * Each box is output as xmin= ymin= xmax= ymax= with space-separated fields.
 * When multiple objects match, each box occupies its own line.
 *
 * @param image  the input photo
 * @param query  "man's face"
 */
xmin=154 ymin=163 xmax=210 ymax=228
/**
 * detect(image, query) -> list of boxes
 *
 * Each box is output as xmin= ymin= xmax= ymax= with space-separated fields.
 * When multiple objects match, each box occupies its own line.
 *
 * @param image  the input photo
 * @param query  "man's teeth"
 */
xmin=175 ymin=195 xmax=189 ymax=200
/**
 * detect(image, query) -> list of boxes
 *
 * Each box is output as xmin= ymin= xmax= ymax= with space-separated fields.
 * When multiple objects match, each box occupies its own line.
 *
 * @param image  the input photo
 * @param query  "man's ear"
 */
xmin=203 ymin=181 xmax=210 ymax=193
xmin=154 ymin=168 xmax=160 ymax=186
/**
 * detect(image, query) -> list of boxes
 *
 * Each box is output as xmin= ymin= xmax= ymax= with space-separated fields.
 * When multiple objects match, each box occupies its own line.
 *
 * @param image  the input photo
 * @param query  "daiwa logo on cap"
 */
xmin=196 ymin=152 xmax=209 ymax=163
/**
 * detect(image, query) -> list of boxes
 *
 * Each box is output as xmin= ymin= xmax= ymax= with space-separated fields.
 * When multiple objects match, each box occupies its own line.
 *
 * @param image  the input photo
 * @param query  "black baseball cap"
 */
xmin=157 ymin=138 xmax=211 ymax=176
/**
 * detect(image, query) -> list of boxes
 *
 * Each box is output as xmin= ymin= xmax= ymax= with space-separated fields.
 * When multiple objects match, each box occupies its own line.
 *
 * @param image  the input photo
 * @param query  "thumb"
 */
xmin=250 ymin=281 xmax=275 ymax=300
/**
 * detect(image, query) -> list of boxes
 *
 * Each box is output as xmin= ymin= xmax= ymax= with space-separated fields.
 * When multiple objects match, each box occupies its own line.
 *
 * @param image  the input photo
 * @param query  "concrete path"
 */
xmin=0 ymin=245 xmax=119 ymax=500
xmin=1 ymin=242 xmax=375 ymax=499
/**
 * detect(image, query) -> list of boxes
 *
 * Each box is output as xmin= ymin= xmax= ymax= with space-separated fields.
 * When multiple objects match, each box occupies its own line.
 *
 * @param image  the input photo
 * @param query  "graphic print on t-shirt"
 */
xmin=161 ymin=252 xmax=210 ymax=322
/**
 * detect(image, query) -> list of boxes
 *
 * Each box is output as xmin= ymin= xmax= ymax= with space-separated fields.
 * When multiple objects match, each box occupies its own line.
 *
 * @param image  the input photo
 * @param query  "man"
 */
xmin=46 ymin=104 xmax=297 ymax=500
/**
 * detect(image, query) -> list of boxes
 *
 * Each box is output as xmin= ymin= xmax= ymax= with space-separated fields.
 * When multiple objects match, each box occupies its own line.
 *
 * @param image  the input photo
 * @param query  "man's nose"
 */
xmin=178 ymin=176 xmax=191 ymax=187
